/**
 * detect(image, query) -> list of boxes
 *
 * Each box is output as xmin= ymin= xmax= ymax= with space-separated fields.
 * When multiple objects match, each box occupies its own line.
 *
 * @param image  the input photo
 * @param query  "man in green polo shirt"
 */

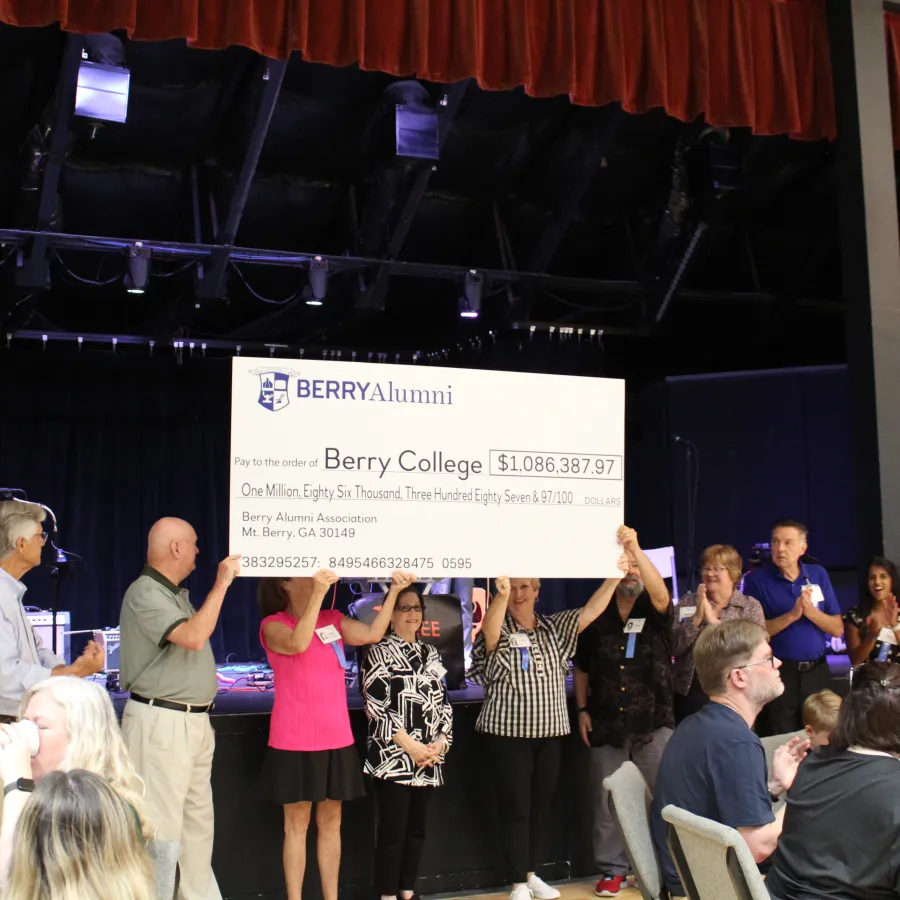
xmin=119 ymin=517 xmax=241 ymax=900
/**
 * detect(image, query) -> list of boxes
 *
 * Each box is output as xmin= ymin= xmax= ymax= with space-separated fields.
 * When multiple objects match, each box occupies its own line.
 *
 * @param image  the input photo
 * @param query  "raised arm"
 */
xmin=168 ymin=554 xmax=242 ymax=651
xmin=341 ymin=571 xmax=414 ymax=646
xmin=617 ymin=526 xmax=669 ymax=613
xmin=578 ymin=571 xmax=623 ymax=633
xmin=261 ymin=569 xmax=337 ymax=655
xmin=481 ymin=577 xmax=510 ymax=653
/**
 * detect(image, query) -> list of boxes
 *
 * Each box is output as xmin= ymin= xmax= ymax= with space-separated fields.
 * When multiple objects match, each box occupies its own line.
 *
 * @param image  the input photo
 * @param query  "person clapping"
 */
xmin=361 ymin=583 xmax=453 ymax=900
xmin=844 ymin=557 xmax=900 ymax=665
xmin=672 ymin=545 xmax=764 ymax=722
xmin=257 ymin=569 xmax=414 ymax=900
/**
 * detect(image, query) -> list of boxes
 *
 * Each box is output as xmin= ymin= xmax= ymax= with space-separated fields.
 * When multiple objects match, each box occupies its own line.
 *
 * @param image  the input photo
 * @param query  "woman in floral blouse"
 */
xmin=361 ymin=584 xmax=452 ymax=900
xmin=672 ymin=544 xmax=765 ymax=722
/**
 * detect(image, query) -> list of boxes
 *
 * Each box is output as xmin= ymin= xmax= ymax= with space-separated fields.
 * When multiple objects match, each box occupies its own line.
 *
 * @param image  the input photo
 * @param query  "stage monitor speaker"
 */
xmin=349 ymin=593 xmax=466 ymax=689
xmin=25 ymin=610 xmax=71 ymax=664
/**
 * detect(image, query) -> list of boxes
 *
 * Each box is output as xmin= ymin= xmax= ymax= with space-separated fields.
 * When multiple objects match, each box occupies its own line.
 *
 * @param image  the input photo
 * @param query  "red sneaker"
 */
xmin=595 ymin=875 xmax=626 ymax=897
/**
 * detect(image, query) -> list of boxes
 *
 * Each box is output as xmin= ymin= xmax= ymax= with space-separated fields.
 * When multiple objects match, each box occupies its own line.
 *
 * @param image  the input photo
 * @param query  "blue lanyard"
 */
xmin=519 ymin=647 xmax=530 ymax=671
xmin=329 ymin=642 xmax=346 ymax=667
xmin=625 ymin=632 xmax=637 ymax=659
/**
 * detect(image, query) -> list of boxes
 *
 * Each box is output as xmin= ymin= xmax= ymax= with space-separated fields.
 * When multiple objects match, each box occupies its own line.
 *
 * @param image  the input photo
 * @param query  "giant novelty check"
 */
xmin=229 ymin=359 xmax=625 ymax=578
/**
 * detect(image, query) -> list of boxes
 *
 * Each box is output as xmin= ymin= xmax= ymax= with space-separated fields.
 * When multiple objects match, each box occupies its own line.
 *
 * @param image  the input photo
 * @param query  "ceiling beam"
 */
xmin=14 ymin=33 xmax=83 ymax=292
xmin=195 ymin=58 xmax=288 ymax=301
xmin=353 ymin=79 xmax=470 ymax=312
xmin=527 ymin=106 xmax=623 ymax=273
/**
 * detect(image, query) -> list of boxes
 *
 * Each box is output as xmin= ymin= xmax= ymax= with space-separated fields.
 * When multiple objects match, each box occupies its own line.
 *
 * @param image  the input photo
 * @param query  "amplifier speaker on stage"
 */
xmin=349 ymin=593 xmax=466 ymax=689
xmin=92 ymin=628 xmax=120 ymax=672
xmin=25 ymin=610 xmax=71 ymax=664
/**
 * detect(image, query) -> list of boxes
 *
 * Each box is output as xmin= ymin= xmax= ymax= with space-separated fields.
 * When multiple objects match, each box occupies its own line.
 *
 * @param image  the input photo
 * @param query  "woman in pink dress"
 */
xmin=258 ymin=568 xmax=415 ymax=900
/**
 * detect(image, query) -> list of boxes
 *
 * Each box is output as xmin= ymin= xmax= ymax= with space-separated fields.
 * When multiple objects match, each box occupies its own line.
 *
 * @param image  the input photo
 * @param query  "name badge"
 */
xmin=808 ymin=585 xmax=824 ymax=607
xmin=315 ymin=625 xmax=341 ymax=645
xmin=878 ymin=626 xmax=899 ymax=646
xmin=679 ymin=606 xmax=696 ymax=620
xmin=509 ymin=632 xmax=532 ymax=649
xmin=624 ymin=618 xmax=646 ymax=634
xmin=428 ymin=661 xmax=448 ymax=680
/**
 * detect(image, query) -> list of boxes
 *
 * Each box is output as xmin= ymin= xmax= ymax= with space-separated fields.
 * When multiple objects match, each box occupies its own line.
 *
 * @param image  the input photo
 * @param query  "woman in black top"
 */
xmin=844 ymin=557 xmax=900 ymax=665
xmin=361 ymin=584 xmax=452 ymax=900
xmin=766 ymin=661 xmax=900 ymax=900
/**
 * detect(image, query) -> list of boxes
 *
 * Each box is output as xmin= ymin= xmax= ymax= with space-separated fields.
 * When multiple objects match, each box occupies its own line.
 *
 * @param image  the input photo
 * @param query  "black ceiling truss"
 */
xmin=511 ymin=104 xmax=624 ymax=321
xmin=11 ymin=33 xmax=83 ymax=298
xmin=352 ymin=78 xmax=470 ymax=313
xmin=194 ymin=57 xmax=288 ymax=302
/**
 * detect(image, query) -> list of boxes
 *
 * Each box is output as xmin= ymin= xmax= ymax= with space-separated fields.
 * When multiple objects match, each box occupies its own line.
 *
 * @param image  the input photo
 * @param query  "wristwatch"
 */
xmin=3 ymin=778 xmax=34 ymax=796
xmin=577 ymin=706 xmax=589 ymax=714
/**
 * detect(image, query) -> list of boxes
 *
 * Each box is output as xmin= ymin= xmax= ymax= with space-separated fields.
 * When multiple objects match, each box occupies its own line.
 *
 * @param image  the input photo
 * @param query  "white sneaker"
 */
xmin=510 ymin=885 xmax=533 ymax=900
xmin=526 ymin=875 xmax=561 ymax=900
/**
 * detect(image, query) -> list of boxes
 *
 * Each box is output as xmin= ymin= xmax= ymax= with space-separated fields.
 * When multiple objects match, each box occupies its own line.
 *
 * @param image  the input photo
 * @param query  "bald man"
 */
xmin=119 ymin=518 xmax=241 ymax=900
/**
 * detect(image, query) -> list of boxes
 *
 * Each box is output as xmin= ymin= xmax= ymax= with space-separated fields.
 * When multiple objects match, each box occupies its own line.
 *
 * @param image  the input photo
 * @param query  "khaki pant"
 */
xmin=121 ymin=699 xmax=221 ymax=900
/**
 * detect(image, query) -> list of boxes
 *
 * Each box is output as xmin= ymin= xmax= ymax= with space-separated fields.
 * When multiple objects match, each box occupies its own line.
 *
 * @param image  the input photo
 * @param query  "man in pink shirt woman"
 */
xmin=258 ymin=568 xmax=415 ymax=900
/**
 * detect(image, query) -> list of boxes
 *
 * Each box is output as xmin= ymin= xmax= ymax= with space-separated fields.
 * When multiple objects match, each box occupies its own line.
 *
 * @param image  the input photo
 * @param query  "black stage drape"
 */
xmin=0 ymin=347 xmax=629 ymax=660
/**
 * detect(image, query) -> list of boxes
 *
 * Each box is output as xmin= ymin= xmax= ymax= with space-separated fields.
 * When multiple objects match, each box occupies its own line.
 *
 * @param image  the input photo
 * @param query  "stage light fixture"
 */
xmin=75 ymin=61 xmax=130 ymax=124
xmin=124 ymin=242 xmax=150 ymax=294
xmin=306 ymin=256 xmax=329 ymax=306
xmin=458 ymin=269 xmax=483 ymax=318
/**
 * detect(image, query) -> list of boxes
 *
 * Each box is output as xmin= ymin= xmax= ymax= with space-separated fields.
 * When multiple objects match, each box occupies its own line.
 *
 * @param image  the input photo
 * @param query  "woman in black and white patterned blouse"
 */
xmin=361 ymin=584 xmax=453 ymax=900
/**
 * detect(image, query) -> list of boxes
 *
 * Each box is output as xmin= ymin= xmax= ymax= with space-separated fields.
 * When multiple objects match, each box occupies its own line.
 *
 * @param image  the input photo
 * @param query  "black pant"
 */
xmin=760 ymin=658 xmax=834 ymax=736
xmin=374 ymin=778 xmax=436 ymax=895
xmin=484 ymin=734 xmax=563 ymax=884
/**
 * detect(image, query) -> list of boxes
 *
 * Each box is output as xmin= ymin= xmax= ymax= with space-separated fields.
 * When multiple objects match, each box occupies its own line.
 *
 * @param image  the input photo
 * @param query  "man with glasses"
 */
xmin=650 ymin=619 xmax=809 ymax=899
xmin=0 ymin=499 xmax=103 ymax=723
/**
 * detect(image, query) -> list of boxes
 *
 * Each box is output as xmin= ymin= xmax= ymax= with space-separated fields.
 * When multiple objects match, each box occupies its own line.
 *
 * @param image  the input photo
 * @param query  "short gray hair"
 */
xmin=0 ymin=500 xmax=46 ymax=559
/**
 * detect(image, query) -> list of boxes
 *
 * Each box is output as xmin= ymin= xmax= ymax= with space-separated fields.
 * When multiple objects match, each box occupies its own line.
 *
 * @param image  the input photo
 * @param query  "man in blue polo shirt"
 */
xmin=743 ymin=518 xmax=843 ymax=734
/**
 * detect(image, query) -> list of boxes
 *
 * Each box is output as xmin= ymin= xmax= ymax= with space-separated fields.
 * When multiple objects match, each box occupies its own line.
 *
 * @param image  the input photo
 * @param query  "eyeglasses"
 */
xmin=701 ymin=565 xmax=727 ymax=574
xmin=396 ymin=605 xmax=423 ymax=614
xmin=733 ymin=654 xmax=776 ymax=673
xmin=32 ymin=532 xmax=47 ymax=543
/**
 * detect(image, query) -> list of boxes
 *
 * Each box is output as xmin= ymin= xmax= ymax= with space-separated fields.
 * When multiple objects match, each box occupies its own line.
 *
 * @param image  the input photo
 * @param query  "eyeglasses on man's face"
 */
xmin=30 ymin=532 xmax=48 ymax=543
xmin=396 ymin=604 xmax=423 ymax=614
xmin=702 ymin=565 xmax=727 ymax=574
xmin=733 ymin=654 xmax=776 ymax=673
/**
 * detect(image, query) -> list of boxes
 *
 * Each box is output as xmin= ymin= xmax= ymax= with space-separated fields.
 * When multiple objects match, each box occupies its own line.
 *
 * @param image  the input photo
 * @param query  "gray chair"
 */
xmin=602 ymin=761 xmax=667 ymax=900
xmin=661 ymin=805 xmax=769 ymax=900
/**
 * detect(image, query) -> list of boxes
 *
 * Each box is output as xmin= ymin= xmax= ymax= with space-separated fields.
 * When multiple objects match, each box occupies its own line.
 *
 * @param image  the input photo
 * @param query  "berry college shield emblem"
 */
xmin=257 ymin=372 xmax=290 ymax=412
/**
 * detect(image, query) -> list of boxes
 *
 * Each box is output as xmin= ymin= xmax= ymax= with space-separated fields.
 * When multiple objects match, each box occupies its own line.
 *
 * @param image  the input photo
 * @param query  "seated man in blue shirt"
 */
xmin=650 ymin=620 xmax=808 ymax=898
xmin=743 ymin=518 xmax=843 ymax=734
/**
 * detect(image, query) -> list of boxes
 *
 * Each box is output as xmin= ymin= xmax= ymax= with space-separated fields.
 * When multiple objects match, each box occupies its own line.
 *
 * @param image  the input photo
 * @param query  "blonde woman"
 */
xmin=5 ymin=769 xmax=156 ymax=900
xmin=0 ymin=676 xmax=149 ymax=879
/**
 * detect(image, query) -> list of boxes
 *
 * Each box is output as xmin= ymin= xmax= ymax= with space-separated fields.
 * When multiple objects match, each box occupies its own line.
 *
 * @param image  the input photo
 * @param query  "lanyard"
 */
xmin=329 ymin=642 xmax=346 ymax=667
xmin=625 ymin=632 xmax=637 ymax=659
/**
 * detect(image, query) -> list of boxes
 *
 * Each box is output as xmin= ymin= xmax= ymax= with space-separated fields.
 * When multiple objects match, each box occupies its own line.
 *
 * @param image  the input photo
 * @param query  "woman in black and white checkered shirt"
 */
xmin=471 ymin=529 xmax=631 ymax=900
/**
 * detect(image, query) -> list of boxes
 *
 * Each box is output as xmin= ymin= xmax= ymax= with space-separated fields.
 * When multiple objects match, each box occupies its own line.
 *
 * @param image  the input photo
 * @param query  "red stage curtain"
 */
xmin=886 ymin=12 xmax=900 ymax=150
xmin=0 ymin=0 xmax=844 ymax=141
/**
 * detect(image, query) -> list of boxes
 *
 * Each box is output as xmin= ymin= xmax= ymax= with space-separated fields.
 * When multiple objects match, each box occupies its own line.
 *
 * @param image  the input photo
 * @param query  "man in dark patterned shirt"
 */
xmin=574 ymin=527 xmax=674 ymax=898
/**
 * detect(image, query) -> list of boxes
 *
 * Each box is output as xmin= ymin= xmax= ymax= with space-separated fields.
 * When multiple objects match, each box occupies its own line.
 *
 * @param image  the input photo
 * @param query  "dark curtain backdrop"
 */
xmin=0 ymin=346 xmax=646 ymax=661
xmin=663 ymin=364 xmax=857 ymax=607
xmin=0 ymin=0 xmax=837 ymax=142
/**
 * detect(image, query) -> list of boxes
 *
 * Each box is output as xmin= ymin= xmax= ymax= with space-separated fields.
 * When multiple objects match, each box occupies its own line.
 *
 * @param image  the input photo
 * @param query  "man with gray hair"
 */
xmin=0 ymin=500 xmax=103 ymax=722
xmin=650 ymin=619 xmax=808 ymax=898
xmin=574 ymin=526 xmax=674 ymax=898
